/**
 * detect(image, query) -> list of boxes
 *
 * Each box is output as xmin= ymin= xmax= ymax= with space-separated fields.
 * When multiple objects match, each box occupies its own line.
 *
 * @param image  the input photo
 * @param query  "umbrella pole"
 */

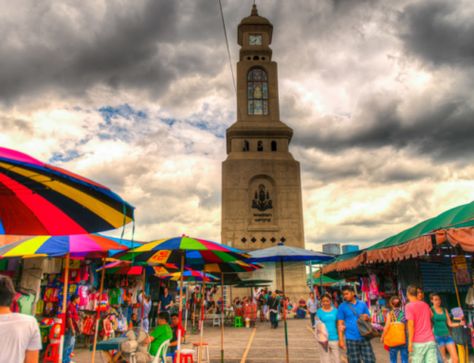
xmin=91 ymin=258 xmax=106 ymax=363
xmin=220 ymin=272 xmax=225 ymax=363
xmin=140 ymin=268 xmax=146 ymax=329
xmin=59 ymin=253 xmax=71 ymax=363
xmin=199 ymin=273 xmax=206 ymax=363
xmin=183 ymin=285 xmax=188 ymax=343
xmin=280 ymin=259 xmax=289 ymax=363
xmin=176 ymin=254 xmax=185 ymax=363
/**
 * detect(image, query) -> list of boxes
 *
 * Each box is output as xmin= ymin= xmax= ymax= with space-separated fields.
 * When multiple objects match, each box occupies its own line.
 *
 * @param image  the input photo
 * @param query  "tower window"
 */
xmin=242 ymin=140 xmax=250 ymax=152
xmin=257 ymin=141 xmax=263 ymax=151
xmin=271 ymin=140 xmax=277 ymax=151
xmin=253 ymin=56 xmax=259 ymax=61
xmin=247 ymin=68 xmax=269 ymax=115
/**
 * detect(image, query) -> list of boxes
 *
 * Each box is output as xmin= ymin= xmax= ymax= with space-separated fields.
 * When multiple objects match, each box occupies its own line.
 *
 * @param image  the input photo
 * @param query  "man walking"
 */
xmin=267 ymin=290 xmax=280 ymax=329
xmin=337 ymin=285 xmax=376 ymax=363
xmin=405 ymin=285 xmax=437 ymax=362
xmin=0 ymin=275 xmax=42 ymax=363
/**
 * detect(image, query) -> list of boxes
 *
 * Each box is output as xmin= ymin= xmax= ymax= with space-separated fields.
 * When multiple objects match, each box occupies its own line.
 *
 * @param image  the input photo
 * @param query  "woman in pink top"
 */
xmin=405 ymin=285 xmax=437 ymax=363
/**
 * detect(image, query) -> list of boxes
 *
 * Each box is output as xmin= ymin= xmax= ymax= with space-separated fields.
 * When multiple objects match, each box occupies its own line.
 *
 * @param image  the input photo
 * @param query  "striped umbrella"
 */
xmin=118 ymin=236 xmax=257 ymax=362
xmin=157 ymin=270 xmax=220 ymax=283
xmin=0 ymin=146 xmax=134 ymax=235
xmin=97 ymin=261 xmax=181 ymax=276
xmin=0 ymin=232 xmax=137 ymax=363
xmin=118 ymin=236 xmax=251 ymax=266
xmin=0 ymin=233 xmax=135 ymax=258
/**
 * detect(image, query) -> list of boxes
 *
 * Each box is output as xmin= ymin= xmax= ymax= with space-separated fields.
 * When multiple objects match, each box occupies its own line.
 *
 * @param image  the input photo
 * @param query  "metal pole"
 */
xmin=199 ymin=273 xmax=206 ymax=363
xmin=280 ymin=259 xmax=289 ymax=363
xmin=140 ymin=268 xmax=146 ymax=329
xmin=91 ymin=258 xmax=106 ymax=363
xmin=221 ymin=272 xmax=225 ymax=363
xmin=176 ymin=253 xmax=185 ymax=363
xmin=59 ymin=253 xmax=71 ymax=363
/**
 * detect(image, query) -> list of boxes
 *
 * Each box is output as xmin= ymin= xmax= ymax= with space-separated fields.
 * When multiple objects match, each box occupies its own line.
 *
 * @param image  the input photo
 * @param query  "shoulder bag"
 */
xmin=383 ymin=311 xmax=406 ymax=347
xmin=347 ymin=303 xmax=379 ymax=339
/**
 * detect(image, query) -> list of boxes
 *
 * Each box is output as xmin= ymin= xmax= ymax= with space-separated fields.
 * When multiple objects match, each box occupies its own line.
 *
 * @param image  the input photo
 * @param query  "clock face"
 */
xmin=249 ymin=34 xmax=262 ymax=46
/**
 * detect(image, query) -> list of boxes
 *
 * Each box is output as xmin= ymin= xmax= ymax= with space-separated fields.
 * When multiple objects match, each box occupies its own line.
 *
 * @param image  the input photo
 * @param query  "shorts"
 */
xmin=435 ymin=335 xmax=455 ymax=346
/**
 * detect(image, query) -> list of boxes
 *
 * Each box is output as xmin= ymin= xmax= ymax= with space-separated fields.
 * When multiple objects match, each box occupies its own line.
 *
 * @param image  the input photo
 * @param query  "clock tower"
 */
xmin=221 ymin=5 xmax=307 ymax=298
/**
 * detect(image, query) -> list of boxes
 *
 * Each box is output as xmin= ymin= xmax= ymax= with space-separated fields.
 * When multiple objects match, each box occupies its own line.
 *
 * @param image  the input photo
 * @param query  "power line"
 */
xmin=218 ymin=0 xmax=236 ymax=93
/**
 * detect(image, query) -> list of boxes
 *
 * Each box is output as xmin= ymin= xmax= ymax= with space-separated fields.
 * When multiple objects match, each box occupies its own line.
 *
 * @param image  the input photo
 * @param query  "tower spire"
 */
xmin=251 ymin=4 xmax=258 ymax=16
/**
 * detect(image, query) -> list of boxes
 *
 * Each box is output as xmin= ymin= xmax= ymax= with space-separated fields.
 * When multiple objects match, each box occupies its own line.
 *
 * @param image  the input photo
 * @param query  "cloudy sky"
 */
xmin=1 ymin=0 xmax=474 ymax=250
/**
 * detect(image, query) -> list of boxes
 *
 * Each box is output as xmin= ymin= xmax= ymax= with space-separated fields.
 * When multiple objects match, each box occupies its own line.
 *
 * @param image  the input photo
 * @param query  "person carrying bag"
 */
xmin=381 ymin=296 xmax=408 ymax=363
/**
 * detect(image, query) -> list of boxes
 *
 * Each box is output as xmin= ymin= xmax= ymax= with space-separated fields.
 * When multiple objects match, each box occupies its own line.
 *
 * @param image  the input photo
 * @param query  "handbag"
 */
xmin=314 ymin=318 xmax=329 ymax=351
xmin=384 ymin=311 xmax=406 ymax=347
xmin=347 ymin=303 xmax=379 ymax=339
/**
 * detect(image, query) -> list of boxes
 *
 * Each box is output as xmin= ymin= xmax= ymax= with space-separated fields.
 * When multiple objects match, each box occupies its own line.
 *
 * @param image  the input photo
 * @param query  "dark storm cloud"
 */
xmin=399 ymin=0 xmax=474 ymax=67
xmin=293 ymin=92 xmax=474 ymax=160
xmin=0 ymin=0 xmax=224 ymax=104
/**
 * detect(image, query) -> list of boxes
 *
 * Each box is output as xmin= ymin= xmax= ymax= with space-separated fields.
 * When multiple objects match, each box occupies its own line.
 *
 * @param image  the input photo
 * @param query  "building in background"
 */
xmin=342 ymin=244 xmax=360 ymax=254
xmin=322 ymin=243 xmax=341 ymax=255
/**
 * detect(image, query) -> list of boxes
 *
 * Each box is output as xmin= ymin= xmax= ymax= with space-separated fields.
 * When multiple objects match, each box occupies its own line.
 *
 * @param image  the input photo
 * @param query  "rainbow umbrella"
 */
xmin=98 ymin=261 xmax=181 ymax=276
xmin=0 ymin=233 xmax=136 ymax=363
xmin=157 ymin=270 xmax=220 ymax=283
xmin=0 ymin=233 xmax=135 ymax=258
xmin=118 ymin=236 xmax=256 ymax=362
xmin=0 ymin=146 xmax=134 ymax=235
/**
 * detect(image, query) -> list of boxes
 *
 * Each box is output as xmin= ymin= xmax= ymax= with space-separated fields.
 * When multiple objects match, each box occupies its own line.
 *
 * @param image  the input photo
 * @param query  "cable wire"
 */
xmin=218 ymin=0 xmax=236 ymax=93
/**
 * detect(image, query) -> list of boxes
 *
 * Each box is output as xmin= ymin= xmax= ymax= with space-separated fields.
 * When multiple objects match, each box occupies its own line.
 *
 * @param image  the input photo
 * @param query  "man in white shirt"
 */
xmin=0 ymin=275 xmax=42 ymax=363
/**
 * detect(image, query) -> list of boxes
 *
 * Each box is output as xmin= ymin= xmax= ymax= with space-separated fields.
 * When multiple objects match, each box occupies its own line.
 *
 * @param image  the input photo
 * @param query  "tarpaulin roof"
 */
xmin=365 ymin=201 xmax=474 ymax=263
xmin=321 ymin=200 xmax=474 ymax=273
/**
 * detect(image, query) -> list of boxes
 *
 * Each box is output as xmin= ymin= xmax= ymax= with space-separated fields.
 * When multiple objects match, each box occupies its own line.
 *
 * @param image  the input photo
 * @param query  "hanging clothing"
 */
xmin=18 ymin=294 xmax=36 ymax=316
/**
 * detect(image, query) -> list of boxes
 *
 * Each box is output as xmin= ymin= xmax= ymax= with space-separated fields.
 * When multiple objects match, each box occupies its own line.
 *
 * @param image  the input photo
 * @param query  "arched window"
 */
xmin=271 ymin=140 xmax=277 ymax=151
xmin=257 ymin=141 xmax=263 ymax=151
xmin=247 ymin=68 xmax=268 ymax=115
xmin=242 ymin=140 xmax=250 ymax=152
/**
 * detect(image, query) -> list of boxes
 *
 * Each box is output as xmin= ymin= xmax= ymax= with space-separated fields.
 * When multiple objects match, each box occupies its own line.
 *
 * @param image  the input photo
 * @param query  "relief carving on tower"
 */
xmin=249 ymin=176 xmax=277 ymax=227
xmin=252 ymin=184 xmax=272 ymax=211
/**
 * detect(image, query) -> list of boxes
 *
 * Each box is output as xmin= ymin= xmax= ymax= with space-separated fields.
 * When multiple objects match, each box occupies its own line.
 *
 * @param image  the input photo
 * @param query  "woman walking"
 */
xmin=316 ymin=293 xmax=340 ymax=362
xmin=430 ymin=293 xmax=460 ymax=363
xmin=380 ymin=296 xmax=408 ymax=363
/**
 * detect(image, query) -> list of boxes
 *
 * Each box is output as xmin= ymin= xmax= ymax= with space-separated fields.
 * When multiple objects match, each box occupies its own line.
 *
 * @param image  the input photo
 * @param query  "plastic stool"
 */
xmin=192 ymin=342 xmax=210 ymax=363
xmin=175 ymin=349 xmax=195 ymax=363
xmin=43 ymin=343 xmax=60 ymax=363
xmin=234 ymin=316 xmax=244 ymax=328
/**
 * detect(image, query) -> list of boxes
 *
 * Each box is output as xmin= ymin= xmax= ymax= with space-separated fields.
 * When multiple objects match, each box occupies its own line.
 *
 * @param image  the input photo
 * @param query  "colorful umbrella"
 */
xmin=118 ymin=236 xmax=250 ymax=266
xmin=248 ymin=244 xmax=333 ymax=363
xmin=0 ymin=233 xmax=135 ymax=258
xmin=157 ymin=270 xmax=219 ymax=282
xmin=118 ymin=236 xmax=255 ymax=363
xmin=0 ymin=146 xmax=134 ymax=235
xmin=98 ymin=261 xmax=181 ymax=276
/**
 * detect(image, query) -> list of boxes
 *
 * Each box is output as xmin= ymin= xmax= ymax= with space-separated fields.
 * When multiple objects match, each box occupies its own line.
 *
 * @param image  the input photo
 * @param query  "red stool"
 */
xmin=175 ymin=349 xmax=195 ymax=363
xmin=43 ymin=343 xmax=60 ymax=363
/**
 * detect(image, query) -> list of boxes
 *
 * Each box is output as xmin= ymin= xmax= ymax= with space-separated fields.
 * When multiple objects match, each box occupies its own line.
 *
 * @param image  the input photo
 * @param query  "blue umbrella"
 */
xmin=248 ymin=243 xmax=333 ymax=363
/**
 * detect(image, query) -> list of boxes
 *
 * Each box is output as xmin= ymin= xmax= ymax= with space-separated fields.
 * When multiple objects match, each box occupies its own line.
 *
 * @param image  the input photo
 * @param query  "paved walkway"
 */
xmin=73 ymin=318 xmax=388 ymax=363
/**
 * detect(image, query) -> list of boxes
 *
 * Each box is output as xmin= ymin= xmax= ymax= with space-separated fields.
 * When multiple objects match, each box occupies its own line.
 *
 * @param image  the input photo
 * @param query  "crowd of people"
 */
xmin=0 ymin=273 xmax=469 ymax=363
xmin=311 ymin=284 xmax=464 ymax=363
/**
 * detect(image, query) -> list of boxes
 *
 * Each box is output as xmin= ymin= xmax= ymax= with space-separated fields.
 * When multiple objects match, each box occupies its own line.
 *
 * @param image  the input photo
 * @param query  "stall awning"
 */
xmin=321 ymin=200 xmax=474 ymax=272
xmin=366 ymin=201 xmax=474 ymax=263
xmin=321 ymin=250 xmax=366 ymax=274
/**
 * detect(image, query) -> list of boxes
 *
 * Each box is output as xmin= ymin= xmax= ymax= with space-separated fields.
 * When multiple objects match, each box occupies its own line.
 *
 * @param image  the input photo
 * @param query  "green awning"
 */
xmin=311 ymin=275 xmax=343 ymax=286
xmin=367 ymin=201 xmax=474 ymax=252
xmin=323 ymin=201 xmax=474 ymax=271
